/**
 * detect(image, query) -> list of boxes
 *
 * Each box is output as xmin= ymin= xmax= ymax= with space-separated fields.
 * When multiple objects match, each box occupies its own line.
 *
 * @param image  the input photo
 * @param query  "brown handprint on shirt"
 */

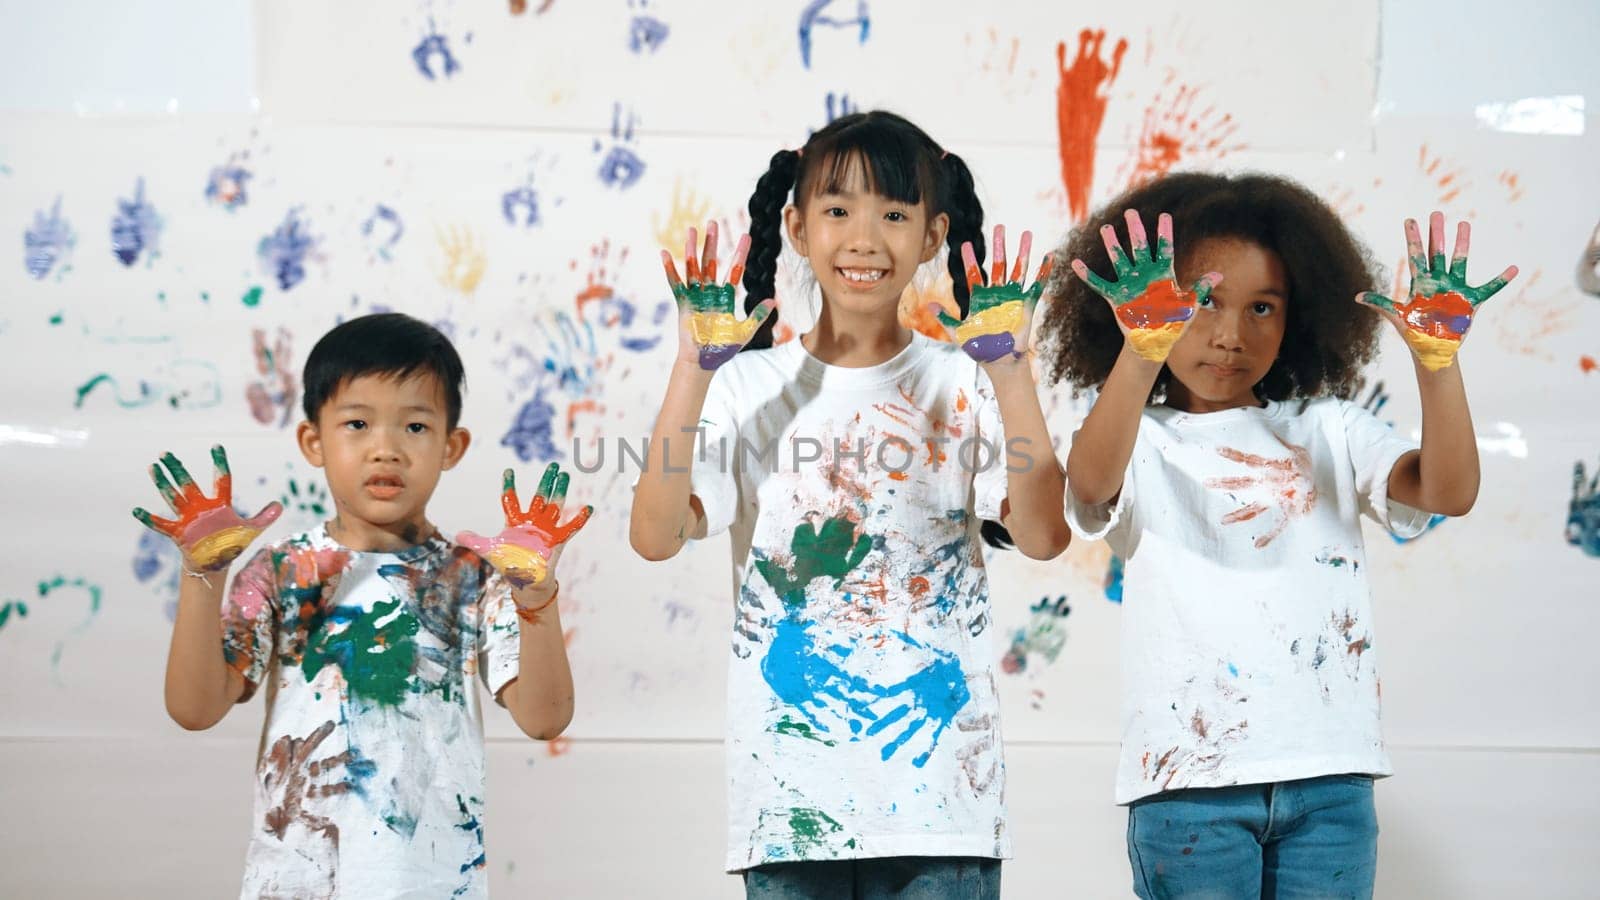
xmin=1204 ymin=434 xmax=1317 ymax=549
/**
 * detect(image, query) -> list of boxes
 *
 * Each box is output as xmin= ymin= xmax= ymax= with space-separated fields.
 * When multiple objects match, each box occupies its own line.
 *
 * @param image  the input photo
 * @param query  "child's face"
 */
xmin=296 ymin=372 xmax=470 ymax=545
xmin=783 ymin=159 xmax=948 ymax=323
xmin=1164 ymin=238 xmax=1288 ymax=414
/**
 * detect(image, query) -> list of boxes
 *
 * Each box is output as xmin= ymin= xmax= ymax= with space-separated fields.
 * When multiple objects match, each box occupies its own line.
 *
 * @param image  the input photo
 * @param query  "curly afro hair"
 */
xmin=1037 ymin=172 xmax=1386 ymax=403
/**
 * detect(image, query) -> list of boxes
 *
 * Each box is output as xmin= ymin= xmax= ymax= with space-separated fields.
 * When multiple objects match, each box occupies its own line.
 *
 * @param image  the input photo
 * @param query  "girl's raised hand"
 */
xmin=660 ymin=221 xmax=777 ymax=371
xmin=132 ymin=445 xmax=283 ymax=572
xmin=1357 ymin=211 xmax=1518 ymax=371
xmin=1070 ymin=210 xmax=1221 ymax=363
xmin=457 ymin=463 xmax=592 ymax=589
xmin=935 ymin=225 xmax=1054 ymax=365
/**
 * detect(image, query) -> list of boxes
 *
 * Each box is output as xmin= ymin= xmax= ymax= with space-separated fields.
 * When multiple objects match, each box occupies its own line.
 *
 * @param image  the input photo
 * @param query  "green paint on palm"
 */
xmin=1087 ymin=236 xmax=1180 ymax=306
xmin=671 ymin=280 xmax=736 ymax=315
xmin=772 ymin=714 xmax=838 ymax=746
xmin=753 ymin=515 xmax=873 ymax=605
xmin=301 ymin=598 xmax=419 ymax=706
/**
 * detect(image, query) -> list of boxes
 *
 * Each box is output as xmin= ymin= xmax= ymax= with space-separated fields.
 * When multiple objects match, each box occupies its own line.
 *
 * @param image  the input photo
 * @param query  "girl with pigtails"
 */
xmin=631 ymin=110 xmax=1069 ymax=898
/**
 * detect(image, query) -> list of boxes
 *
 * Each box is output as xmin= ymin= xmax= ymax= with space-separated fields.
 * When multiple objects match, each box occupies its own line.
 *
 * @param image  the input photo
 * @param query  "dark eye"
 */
xmin=345 ymin=420 xmax=367 ymax=431
xmin=407 ymin=422 xmax=429 ymax=434
xmin=824 ymin=206 xmax=847 ymax=218
xmin=1252 ymin=302 xmax=1275 ymax=316
xmin=1196 ymin=295 xmax=1214 ymax=308
xmin=884 ymin=210 xmax=907 ymax=222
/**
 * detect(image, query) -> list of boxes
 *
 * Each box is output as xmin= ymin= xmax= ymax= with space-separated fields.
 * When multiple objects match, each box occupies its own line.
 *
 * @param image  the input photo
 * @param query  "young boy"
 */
xmin=134 ymin=312 xmax=591 ymax=898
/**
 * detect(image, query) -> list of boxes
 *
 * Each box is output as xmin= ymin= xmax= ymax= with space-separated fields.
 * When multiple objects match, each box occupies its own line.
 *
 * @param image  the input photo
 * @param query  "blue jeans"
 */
xmin=1127 ymin=775 xmax=1378 ymax=899
xmin=744 ymin=857 xmax=1001 ymax=899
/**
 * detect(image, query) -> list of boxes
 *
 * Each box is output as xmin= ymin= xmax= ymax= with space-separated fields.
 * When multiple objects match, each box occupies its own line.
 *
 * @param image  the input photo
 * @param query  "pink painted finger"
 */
xmin=1427 ymin=211 xmax=1445 ymax=264
xmin=990 ymin=225 xmax=1007 ymax=287
xmin=1452 ymin=220 xmax=1471 ymax=263
xmin=660 ymin=250 xmax=685 ymax=294
xmin=1099 ymin=223 xmax=1125 ymax=262
xmin=455 ymin=530 xmax=494 ymax=556
xmin=1125 ymin=209 xmax=1149 ymax=260
xmin=1011 ymin=231 xmax=1033 ymax=284
xmin=684 ymin=227 xmax=700 ymax=283
xmin=726 ymin=233 xmax=751 ymax=287
xmin=1156 ymin=213 xmax=1174 ymax=257
xmin=960 ymin=241 xmax=983 ymax=292
xmin=1403 ymin=218 xmax=1426 ymax=279
xmin=244 ymin=502 xmax=283 ymax=531
xmin=701 ymin=220 xmax=719 ymax=284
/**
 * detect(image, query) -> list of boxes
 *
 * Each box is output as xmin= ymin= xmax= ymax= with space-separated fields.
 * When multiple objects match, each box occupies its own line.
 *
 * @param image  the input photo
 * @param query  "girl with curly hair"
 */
xmin=1036 ymin=172 xmax=1517 ymax=899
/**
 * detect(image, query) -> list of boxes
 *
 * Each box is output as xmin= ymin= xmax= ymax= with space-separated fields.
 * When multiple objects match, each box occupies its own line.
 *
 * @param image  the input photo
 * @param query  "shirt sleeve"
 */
xmin=477 ymin=565 xmax=522 ymax=706
xmin=689 ymin=367 xmax=742 ymax=538
xmin=222 ymin=547 xmax=278 ymax=703
xmin=971 ymin=366 xmax=1008 ymax=521
xmin=1339 ymin=399 xmax=1433 ymax=539
xmin=1064 ymin=423 xmax=1136 ymax=544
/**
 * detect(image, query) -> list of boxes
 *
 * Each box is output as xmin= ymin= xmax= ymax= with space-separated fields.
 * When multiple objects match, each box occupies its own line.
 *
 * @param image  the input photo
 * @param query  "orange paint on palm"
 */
xmin=1114 ymin=279 xmax=1192 ymax=329
xmin=1397 ymin=290 xmax=1473 ymax=340
xmin=1055 ymin=29 xmax=1128 ymax=223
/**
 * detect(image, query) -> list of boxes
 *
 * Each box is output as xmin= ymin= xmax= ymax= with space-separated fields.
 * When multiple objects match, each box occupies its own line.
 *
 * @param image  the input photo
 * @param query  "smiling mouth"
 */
xmin=837 ymin=267 xmax=888 ymax=285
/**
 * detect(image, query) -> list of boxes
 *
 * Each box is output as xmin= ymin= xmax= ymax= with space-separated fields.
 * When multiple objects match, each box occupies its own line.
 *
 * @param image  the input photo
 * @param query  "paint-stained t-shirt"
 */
xmin=1067 ymin=399 xmax=1431 ymax=805
xmin=222 ymin=526 xmax=521 ymax=899
xmin=693 ymin=332 xmax=1014 ymax=872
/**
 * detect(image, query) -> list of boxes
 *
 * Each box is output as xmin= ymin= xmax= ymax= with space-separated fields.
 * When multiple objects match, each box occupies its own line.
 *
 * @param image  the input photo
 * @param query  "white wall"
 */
xmin=1 ymin=1 xmax=1596 ymax=897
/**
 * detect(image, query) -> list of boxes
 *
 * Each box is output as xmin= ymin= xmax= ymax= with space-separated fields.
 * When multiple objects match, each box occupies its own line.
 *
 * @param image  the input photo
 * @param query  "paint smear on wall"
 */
xmin=594 ymin=104 xmax=646 ymax=190
xmin=204 ymin=155 xmax=252 ymax=210
xmin=1569 ymin=457 xmax=1600 ymax=558
xmin=1054 ymin=29 xmax=1127 ymax=223
xmin=1121 ymin=72 xmax=1243 ymax=191
xmin=248 ymin=328 xmax=299 ymax=428
xmin=24 ymin=195 xmax=74 ymax=280
xmin=110 ymin=178 xmax=161 ymax=267
xmin=259 ymin=208 xmax=320 ymax=291
xmin=437 ymin=225 xmax=487 ymax=295
xmin=798 ymin=0 xmax=870 ymax=69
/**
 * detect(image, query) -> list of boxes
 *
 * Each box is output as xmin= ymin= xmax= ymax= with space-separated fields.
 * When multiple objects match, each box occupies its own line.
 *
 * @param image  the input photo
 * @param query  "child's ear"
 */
xmin=783 ymin=204 xmax=807 ymax=256
xmin=921 ymin=211 xmax=950 ymax=264
xmin=442 ymin=427 xmax=471 ymax=470
xmin=296 ymin=420 xmax=325 ymax=467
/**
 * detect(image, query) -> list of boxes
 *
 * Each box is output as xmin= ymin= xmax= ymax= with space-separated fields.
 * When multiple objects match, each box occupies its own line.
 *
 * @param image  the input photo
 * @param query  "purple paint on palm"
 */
xmin=258 ymin=208 xmax=318 ymax=291
xmin=699 ymin=343 xmax=741 ymax=370
xmin=25 ymin=195 xmax=74 ymax=280
xmin=962 ymin=332 xmax=1015 ymax=362
xmin=110 ymin=178 xmax=161 ymax=267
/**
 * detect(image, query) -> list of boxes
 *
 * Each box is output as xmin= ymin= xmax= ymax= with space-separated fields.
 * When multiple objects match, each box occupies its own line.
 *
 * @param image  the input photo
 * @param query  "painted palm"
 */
xmin=936 ymin=225 xmax=1054 ymax=363
xmin=1357 ymin=212 xmax=1517 ymax=371
xmin=1071 ymin=210 xmax=1221 ymax=362
xmin=754 ymin=514 xmax=972 ymax=768
xmin=660 ymin=221 xmax=776 ymax=370
xmin=457 ymin=462 xmax=592 ymax=588
xmin=132 ymin=445 xmax=282 ymax=571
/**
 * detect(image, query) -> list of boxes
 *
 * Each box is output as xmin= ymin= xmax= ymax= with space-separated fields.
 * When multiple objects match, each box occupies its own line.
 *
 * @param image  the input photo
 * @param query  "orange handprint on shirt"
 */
xmin=1204 ymin=434 xmax=1316 ymax=548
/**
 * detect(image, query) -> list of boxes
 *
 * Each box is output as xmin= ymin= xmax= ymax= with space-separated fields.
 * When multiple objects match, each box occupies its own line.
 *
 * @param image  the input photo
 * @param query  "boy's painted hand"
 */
xmin=457 ymin=463 xmax=592 ymax=589
xmin=1357 ymin=211 xmax=1517 ymax=371
xmin=1070 ymin=210 xmax=1221 ymax=362
xmin=661 ymin=221 xmax=777 ymax=371
xmin=132 ymin=445 xmax=283 ymax=572
xmin=934 ymin=225 xmax=1054 ymax=365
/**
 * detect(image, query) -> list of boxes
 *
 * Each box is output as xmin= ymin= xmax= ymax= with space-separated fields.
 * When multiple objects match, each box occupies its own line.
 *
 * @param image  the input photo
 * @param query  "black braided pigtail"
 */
xmin=739 ymin=149 xmax=802 ymax=352
xmin=941 ymin=152 xmax=987 ymax=317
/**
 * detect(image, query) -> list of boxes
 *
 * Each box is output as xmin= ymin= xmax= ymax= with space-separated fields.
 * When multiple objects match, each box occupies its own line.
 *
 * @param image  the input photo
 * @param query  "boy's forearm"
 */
xmin=1394 ymin=358 xmax=1480 ymax=516
xmin=985 ymin=361 xmax=1069 ymax=559
xmin=1067 ymin=346 xmax=1161 ymax=506
xmin=164 ymin=573 xmax=241 ymax=730
xmin=629 ymin=362 xmax=715 ymax=560
xmin=504 ymin=581 xmax=574 ymax=741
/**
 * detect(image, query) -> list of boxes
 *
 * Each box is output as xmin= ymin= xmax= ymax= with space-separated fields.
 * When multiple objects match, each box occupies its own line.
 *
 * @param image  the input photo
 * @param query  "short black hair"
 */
xmin=301 ymin=313 xmax=466 ymax=429
xmin=1038 ymin=172 xmax=1384 ymax=403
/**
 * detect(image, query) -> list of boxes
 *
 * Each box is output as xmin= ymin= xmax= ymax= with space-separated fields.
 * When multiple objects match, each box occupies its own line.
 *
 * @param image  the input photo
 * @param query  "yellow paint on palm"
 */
xmin=952 ymin=302 xmax=1025 ymax=346
xmin=689 ymin=311 xmax=759 ymax=348
xmin=1400 ymin=330 xmax=1462 ymax=371
xmin=485 ymin=543 xmax=550 ymax=586
xmin=1125 ymin=322 xmax=1186 ymax=361
xmin=187 ymin=526 xmax=260 ymax=570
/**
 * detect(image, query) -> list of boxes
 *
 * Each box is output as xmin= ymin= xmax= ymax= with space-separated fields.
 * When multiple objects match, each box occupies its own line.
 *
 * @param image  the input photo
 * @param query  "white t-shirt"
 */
xmin=223 ymin=525 xmax=521 ymax=899
xmin=693 ymin=332 xmax=1013 ymax=871
xmin=1066 ymin=398 xmax=1431 ymax=805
